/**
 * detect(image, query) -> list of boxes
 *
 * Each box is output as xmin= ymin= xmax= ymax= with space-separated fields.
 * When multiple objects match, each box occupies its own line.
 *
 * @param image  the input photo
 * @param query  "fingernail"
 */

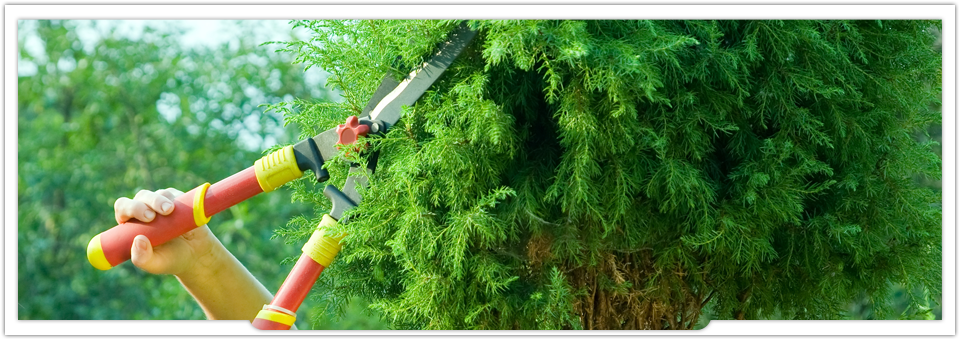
xmin=162 ymin=202 xmax=173 ymax=212
xmin=132 ymin=237 xmax=146 ymax=253
xmin=138 ymin=238 xmax=149 ymax=251
xmin=144 ymin=210 xmax=155 ymax=219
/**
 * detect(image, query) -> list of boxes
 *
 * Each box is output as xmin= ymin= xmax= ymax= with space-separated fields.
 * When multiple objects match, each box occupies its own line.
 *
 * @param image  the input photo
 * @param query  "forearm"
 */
xmin=175 ymin=231 xmax=273 ymax=321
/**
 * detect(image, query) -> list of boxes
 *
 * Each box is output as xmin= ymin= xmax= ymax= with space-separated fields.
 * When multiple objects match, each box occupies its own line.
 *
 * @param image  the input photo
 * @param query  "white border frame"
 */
xmin=4 ymin=3 xmax=957 ymax=338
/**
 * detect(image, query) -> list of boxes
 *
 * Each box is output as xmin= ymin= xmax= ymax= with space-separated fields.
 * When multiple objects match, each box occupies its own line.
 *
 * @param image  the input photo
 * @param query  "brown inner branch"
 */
xmin=524 ymin=227 xmax=711 ymax=330
xmin=562 ymin=250 xmax=709 ymax=330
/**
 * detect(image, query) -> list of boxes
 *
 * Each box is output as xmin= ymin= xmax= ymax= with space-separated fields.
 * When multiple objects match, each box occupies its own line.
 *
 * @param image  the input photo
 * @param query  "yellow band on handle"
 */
xmin=193 ymin=183 xmax=211 ymax=227
xmin=254 ymin=145 xmax=303 ymax=192
xmin=254 ymin=309 xmax=296 ymax=327
xmin=86 ymin=234 xmax=112 ymax=270
xmin=301 ymin=215 xmax=347 ymax=268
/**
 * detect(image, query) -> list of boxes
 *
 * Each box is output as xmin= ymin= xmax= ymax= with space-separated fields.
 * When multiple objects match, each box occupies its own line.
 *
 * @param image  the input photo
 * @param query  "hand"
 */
xmin=114 ymin=188 xmax=219 ymax=277
xmin=114 ymin=187 xmax=273 ymax=320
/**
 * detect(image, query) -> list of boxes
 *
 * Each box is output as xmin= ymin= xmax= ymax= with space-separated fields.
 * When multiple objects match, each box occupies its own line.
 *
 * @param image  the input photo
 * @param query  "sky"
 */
xmin=17 ymin=19 xmax=331 ymax=151
xmin=18 ymin=20 xmax=322 ymax=78
xmin=23 ymin=20 xmax=302 ymax=50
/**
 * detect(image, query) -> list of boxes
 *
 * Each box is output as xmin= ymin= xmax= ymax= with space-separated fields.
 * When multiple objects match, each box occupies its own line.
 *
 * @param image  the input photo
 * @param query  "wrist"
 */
xmin=174 ymin=226 xmax=227 ymax=281
xmin=170 ymin=226 xmax=273 ymax=320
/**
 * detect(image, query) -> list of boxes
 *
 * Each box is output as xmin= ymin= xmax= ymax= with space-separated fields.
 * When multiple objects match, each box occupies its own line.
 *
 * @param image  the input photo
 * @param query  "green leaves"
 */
xmin=534 ymin=267 xmax=582 ymax=330
xmin=647 ymin=158 xmax=717 ymax=214
xmin=287 ymin=19 xmax=942 ymax=329
xmin=18 ymin=20 xmax=317 ymax=322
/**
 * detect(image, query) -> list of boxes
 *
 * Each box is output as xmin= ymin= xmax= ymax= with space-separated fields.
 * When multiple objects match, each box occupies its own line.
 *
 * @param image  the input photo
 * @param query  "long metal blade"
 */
xmin=364 ymin=23 xmax=477 ymax=127
xmin=306 ymin=23 xmax=476 ymax=167
xmin=360 ymin=71 xmax=402 ymax=117
xmin=313 ymin=23 xmax=477 ymax=221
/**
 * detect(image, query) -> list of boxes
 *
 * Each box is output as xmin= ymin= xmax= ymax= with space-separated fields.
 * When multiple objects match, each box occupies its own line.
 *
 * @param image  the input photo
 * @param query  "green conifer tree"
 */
xmin=272 ymin=20 xmax=941 ymax=330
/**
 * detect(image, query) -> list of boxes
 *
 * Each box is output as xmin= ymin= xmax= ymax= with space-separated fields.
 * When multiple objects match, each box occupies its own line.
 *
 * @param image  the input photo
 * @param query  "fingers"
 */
xmin=156 ymin=188 xmax=184 ymax=202
xmin=115 ymin=196 xmax=155 ymax=223
xmin=131 ymin=235 xmax=191 ymax=276
xmin=136 ymin=189 xmax=177 ymax=216
xmin=131 ymin=235 xmax=167 ymax=274
xmin=115 ymin=188 xmax=183 ymax=224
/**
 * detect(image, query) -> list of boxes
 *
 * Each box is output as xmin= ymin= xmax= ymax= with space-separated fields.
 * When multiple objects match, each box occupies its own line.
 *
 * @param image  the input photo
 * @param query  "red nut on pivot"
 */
xmin=336 ymin=116 xmax=370 ymax=149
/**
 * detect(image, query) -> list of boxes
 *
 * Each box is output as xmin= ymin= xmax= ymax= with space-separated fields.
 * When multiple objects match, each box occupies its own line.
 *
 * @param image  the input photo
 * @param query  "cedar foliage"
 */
xmin=271 ymin=20 xmax=942 ymax=329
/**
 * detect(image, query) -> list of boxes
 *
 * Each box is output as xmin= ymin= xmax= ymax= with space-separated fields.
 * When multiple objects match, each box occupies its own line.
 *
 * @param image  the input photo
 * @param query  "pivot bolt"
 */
xmin=336 ymin=116 xmax=370 ymax=148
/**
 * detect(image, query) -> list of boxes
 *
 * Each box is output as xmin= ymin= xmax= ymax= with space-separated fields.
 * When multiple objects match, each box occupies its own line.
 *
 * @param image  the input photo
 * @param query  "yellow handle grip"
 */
xmin=302 ymin=215 xmax=346 ymax=267
xmin=254 ymin=145 xmax=303 ymax=192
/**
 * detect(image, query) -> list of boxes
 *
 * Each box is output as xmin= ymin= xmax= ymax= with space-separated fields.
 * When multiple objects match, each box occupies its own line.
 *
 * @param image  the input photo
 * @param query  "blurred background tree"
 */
xmin=16 ymin=19 xmax=386 ymax=329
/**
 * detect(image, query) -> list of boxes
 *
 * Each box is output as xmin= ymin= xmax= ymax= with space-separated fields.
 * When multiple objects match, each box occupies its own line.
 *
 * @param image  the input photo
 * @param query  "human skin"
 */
xmin=116 ymin=188 xmax=273 ymax=321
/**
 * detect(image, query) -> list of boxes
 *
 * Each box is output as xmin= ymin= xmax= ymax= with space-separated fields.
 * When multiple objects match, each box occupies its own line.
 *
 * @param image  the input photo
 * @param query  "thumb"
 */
xmin=131 ymin=235 xmax=167 ymax=275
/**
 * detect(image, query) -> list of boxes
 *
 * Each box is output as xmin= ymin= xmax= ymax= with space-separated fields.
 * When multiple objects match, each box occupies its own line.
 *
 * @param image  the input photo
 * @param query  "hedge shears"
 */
xmin=86 ymin=22 xmax=477 ymax=330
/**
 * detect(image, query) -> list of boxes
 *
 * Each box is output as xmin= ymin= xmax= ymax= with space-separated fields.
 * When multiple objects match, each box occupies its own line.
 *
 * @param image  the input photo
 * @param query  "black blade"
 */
xmin=341 ymin=163 xmax=372 ymax=206
xmin=326 ymin=161 xmax=375 ymax=222
xmin=325 ymin=184 xmax=357 ymax=222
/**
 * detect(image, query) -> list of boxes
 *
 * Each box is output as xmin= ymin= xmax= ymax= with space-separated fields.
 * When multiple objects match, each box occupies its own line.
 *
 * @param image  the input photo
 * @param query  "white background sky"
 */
xmin=4 ymin=1 xmax=968 ymax=339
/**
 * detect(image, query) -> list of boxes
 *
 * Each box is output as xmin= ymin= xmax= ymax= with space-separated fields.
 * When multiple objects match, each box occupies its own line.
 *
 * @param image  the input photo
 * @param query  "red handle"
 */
xmin=253 ymin=215 xmax=345 ymax=330
xmin=252 ymin=254 xmax=325 ymax=330
xmin=271 ymin=254 xmax=325 ymax=312
xmin=87 ymin=167 xmax=265 ymax=270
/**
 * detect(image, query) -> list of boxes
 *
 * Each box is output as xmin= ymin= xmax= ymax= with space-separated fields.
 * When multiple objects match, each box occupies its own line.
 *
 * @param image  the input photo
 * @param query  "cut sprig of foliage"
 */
xmin=277 ymin=19 xmax=941 ymax=329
